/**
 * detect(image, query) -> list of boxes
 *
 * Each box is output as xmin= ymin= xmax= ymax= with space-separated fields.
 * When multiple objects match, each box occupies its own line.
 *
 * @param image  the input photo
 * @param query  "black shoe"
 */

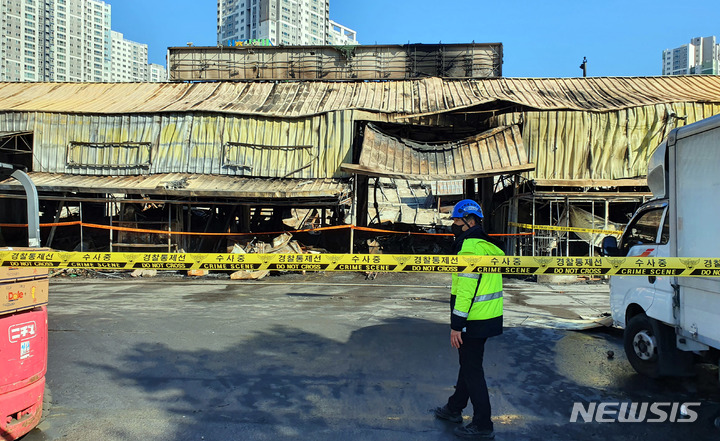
xmin=453 ymin=423 xmax=495 ymax=439
xmin=433 ymin=405 xmax=463 ymax=423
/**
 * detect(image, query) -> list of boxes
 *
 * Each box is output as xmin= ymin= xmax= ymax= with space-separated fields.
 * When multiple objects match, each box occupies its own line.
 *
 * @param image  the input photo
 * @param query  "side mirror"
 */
xmin=601 ymin=236 xmax=621 ymax=257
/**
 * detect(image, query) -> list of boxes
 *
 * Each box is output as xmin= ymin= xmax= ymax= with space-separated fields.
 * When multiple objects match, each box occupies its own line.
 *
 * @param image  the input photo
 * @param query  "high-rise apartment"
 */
xmin=1 ymin=0 xmax=112 ymax=82
xmin=217 ymin=0 xmax=357 ymax=47
xmin=2 ymin=0 xmax=49 ymax=81
xmin=110 ymin=31 xmax=148 ymax=82
xmin=147 ymin=63 xmax=167 ymax=82
xmin=1 ymin=0 xmax=164 ymax=82
xmin=663 ymin=36 xmax=720 ymax=75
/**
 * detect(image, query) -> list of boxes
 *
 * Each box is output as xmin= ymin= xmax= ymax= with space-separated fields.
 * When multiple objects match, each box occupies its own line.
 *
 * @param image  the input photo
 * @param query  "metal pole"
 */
xmin=109 ymin=197 xmax=113 ymax=253
xmin=604 ymin=200 xmax=610 ymax=230
xmin=79 ymin=201 xmax=84 ymax=252
xmin=531 ymin=196 xmax=536 ymax=256
xmin=186 ymin=204 xmax=191 ymax=253
xmin=591 ymin=201 xmax=595 ymax=257
xmin=350 ymin=177 xmax=357 ymax=254
xmin=168 ymin=204 xmax=172 ymax=253
xmin=565 ymin=197 xmax=570 ymax=256
xmin=47 ymin=199 xmax=65 ymax=248
xmin=550 ymin=200 xmax=555 ymax=256
xmin=5 ymin=168 xmax=41 ymax=247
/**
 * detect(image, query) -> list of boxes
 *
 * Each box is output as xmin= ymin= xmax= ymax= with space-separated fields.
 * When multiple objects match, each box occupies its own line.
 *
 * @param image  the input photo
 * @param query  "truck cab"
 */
xmin=604 ymin=114 xmax=720 ymax=377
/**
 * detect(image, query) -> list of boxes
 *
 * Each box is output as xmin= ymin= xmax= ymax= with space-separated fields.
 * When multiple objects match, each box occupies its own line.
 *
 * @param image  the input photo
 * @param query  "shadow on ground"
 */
xmin=69 ymin=318 xmax=720 ymax=441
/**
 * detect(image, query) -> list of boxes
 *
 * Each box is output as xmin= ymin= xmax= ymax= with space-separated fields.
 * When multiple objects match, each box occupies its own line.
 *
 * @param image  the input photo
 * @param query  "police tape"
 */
xmin=509 ymin=222 xmax=623 ymax=236
xmin=2 ymin=251 xmax=720 ymax=277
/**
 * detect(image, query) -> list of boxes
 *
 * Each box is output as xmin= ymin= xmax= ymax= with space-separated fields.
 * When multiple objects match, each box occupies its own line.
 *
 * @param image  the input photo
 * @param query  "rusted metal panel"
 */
xmin=3 ymin=77 xmax=720 ymax=119
xmin=341 ymin=124 xmax=534 ymax=180
xmin=493 ymin=102 xmax=720 ymax=180
xmin=167 ymin=44 xmax=503 ymax=81
xmin=0 ymin=172 xmax=349 ymax=199
xmin=0 ymin=111 xmax=354 ymax=179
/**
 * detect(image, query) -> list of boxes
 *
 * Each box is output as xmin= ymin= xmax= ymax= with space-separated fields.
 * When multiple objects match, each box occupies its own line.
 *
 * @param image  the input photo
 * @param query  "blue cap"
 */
xmin=451 ymin=199 xmax=483 ymax=219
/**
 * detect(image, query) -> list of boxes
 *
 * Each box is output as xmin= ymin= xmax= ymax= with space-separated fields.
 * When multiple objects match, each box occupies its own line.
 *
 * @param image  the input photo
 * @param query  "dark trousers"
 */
xmin=446 ymin=335 xmax=492 ymax=430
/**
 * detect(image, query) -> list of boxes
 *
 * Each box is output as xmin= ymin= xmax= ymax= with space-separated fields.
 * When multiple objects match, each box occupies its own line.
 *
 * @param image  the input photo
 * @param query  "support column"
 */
xmin=480 ymin=177 xmax=494 ymax=231
xmin=47 ymin=199 xmax=65 ymax=249
xmin=356 ymin=175 xmax=370 ymax=227
xmin=239 ymin=205 xmax=251 ymax=233
xmin=79 ymin=201 xmax=84 ymax=252
xmin=565 ymin=196 xmax=570 ymax=256
xmin=464 ymin=178 xmax=476 ymax=201
xmin=508 ymin=176 xmax=519 ymax=256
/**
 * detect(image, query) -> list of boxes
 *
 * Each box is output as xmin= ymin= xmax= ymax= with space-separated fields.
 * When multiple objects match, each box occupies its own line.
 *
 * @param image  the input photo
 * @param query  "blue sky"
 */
xmin=112 ymin=0 xmax=720 ymax=78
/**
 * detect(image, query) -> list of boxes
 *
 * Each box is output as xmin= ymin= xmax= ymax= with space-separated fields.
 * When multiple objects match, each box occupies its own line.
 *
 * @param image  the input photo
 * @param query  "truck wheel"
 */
xmin=624 ymin=313 xmax=662 ymax=378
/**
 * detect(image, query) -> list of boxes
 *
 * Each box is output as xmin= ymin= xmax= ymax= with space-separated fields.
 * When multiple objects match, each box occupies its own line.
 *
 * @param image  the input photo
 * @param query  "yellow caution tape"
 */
xmin=1 ymin=251 xmax=719 ymax=277
xmin=509 ymin=222 xmax=623 ymax=236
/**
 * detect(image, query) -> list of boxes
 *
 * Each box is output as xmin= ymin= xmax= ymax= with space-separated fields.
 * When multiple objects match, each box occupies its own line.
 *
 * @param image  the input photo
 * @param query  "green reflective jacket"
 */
xmin=450 ymin=237 xmax=504 ymax=337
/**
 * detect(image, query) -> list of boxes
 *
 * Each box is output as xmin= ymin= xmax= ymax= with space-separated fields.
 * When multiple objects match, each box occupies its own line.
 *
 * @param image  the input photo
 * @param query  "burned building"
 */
xmin=0 ymin=74 xmax=719 ymax=255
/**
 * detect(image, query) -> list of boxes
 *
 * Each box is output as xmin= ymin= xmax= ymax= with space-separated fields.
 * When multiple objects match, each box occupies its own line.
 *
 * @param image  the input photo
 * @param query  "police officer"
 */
xmin=434 ymin=199 xmax=504 ymax=440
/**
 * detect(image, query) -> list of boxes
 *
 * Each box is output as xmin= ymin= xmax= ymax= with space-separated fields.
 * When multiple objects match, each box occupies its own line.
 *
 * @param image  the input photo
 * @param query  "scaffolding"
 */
xmin=502 ymin=190 xmax=652 ymax=257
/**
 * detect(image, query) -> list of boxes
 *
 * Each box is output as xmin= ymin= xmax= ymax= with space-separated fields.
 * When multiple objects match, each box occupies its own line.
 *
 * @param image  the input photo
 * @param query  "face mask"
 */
xmin=451 ymin=223 xmax=465 ymax=237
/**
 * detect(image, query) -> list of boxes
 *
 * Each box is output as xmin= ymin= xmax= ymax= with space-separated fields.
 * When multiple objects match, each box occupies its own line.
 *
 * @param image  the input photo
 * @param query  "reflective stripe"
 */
xmin=452 ymin=309 xmax=469 ymax=318
xmin=473 ymin=291 xmax=503 ymax=303
xmin=458 ymin=273 xmax=480 ymax=279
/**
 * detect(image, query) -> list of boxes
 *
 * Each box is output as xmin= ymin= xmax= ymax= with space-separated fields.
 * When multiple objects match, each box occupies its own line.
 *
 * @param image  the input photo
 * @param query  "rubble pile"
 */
xmin=221 ymin=232 xmax=320 ymax=280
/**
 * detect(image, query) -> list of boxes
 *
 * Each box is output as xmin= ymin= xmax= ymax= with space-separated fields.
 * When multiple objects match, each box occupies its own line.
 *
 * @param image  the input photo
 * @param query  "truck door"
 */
xmin=610 ymin=202 xmax=670 ymax=326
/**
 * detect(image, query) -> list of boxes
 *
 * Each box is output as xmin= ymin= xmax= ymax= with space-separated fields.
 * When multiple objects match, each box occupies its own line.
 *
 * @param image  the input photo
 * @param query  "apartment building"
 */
xmin=1 ymin=0 xmax=112 ymax=82
xmin=147 ymin=63 xmax=167 ymax=82
xmin=1 ymin=0 xmax=164 ymax=82
xmin=110 ymin=30 xmax=147 ymax=82
xmin=218 ymin=0 xmax=357 ymax=47
xmin=663 ymin=36 xmax=720 ymax=75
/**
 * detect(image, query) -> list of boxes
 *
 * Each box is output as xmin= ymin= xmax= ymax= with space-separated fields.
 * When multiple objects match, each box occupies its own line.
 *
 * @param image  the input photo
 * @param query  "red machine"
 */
xmin=0 ymin=164 xmax=48 ymax=440
xmin=0 ymin=306 xmax=47 ymax=440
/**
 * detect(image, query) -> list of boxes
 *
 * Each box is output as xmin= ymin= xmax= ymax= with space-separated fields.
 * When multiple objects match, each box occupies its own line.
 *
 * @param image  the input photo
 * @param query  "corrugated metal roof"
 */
xmin=2 ymin=76 xmax=720 ymax=118
xmin=0 ymin=111 xmax=355 ymax=179
xmin=0 ymin=172 xmax=349 ymax=199
xmin=341 ymin=124 xmax=534 ymax=180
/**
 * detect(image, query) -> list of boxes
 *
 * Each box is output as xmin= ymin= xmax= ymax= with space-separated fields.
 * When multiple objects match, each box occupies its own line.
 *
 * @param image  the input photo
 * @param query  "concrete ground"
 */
xmin=22 ymin=272 xmax=720 ymax=440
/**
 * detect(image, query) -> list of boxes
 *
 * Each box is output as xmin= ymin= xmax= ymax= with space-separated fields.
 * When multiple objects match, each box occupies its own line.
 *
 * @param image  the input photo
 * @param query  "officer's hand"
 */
xmin=451 ymin=330 xmax=463 ymax=348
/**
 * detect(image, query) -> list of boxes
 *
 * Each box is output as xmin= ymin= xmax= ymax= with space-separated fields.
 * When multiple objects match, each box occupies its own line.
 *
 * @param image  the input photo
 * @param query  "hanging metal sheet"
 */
xmin=341 ymin=124 xmax=534 ymax=180
xmin=493 ymin=102 xmax=720 ymax=180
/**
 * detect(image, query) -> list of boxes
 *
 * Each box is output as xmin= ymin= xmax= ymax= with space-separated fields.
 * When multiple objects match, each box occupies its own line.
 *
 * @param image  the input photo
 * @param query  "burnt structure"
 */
xmin=1 ymin=74 xmax=720 ymax=255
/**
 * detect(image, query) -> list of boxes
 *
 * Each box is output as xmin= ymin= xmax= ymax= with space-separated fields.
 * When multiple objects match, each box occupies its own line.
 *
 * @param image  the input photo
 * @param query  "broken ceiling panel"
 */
xmin=0 ymin=172 xmax=349 ymax=201
xmin=341 ymin=124 xmax=535 ymax=180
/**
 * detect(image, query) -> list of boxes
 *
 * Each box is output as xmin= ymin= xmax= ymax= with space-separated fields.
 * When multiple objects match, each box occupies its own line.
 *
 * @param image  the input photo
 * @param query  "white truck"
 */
xmin=603 ymin=113 xmax=720 ymax=378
